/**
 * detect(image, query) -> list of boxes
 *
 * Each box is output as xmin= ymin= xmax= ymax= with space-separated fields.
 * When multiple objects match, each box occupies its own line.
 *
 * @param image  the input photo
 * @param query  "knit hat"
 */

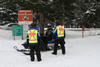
xmin=30 ymin=22 xmax=37 ymax=28
xmin=56 ymin=20 xmax=61 ymax=25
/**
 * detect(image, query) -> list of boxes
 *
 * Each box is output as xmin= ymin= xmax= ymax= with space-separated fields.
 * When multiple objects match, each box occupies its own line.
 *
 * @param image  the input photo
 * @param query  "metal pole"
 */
xmin=82 ymin=24 xmax=84 ymax=38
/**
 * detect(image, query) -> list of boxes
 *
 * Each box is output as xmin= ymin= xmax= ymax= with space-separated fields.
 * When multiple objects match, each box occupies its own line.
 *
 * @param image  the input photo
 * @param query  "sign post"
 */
xmin=12 ymin=25 xmax=23 ymax=40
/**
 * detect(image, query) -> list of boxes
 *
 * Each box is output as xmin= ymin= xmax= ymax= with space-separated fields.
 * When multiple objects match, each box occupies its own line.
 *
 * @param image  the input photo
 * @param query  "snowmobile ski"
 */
xmin=13 ymin=46 xmax=30 ymax=55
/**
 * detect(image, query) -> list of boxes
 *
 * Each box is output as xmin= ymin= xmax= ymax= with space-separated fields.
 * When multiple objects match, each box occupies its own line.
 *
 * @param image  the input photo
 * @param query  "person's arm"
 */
xmin=37 ymin=32 xmax=41 ymax=43
xmin=27 ymin=33 xmax=29 ymax=44
xmin=64 ymin=30 xmax=66 ymax=38
xmin=53 ymin=30 xmax=57 ymax=40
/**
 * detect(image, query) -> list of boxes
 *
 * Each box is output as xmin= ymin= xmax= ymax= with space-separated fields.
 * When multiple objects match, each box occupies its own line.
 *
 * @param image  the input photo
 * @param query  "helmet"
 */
xmin=47 ymin=23 xmax=51 ymax=27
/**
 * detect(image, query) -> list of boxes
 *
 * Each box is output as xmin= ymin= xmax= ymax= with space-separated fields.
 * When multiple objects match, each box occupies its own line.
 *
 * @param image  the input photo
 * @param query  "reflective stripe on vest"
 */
xmin=28 ymin=29 xmax=38 ymax=43
xmin=56 ymin=25 xmax=64 ymax=37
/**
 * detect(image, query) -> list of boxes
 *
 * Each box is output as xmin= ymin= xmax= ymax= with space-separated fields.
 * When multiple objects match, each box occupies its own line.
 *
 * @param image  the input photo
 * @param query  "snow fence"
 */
xmin=0 ymin=28 xmax=100 ymax=40
xmin=65 ymin=28 xmax=100 ymax=39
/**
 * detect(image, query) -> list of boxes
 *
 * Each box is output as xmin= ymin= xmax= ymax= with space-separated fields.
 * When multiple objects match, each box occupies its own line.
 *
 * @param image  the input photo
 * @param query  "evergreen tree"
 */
xmin=1 ymin=0 xmax=100 ymax=28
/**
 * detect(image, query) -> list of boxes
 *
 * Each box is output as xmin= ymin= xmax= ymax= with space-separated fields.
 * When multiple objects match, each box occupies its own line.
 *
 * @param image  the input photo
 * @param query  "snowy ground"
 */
xmin=0 ymin=29 xmax=100 ymax=67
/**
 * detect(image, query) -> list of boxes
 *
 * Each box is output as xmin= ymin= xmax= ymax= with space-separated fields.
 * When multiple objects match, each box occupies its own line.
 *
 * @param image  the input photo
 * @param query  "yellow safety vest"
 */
xmin=56 ymin=25 xmax=64 ymax=37
xmin=28 ymin=29 xmax=38 ymax=43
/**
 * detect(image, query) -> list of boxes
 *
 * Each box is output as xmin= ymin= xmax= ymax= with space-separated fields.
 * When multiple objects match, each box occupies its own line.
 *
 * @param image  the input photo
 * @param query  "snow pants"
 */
xmin=29 ymin=45 xmax=41 ymax=61
xmin=53 ymin=38 xmax=65 ymax=54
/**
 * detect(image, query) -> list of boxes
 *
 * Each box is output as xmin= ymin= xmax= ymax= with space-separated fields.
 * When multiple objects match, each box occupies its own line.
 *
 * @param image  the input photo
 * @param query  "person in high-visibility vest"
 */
xmin=52 ymin=21 xmax=66 ymax=55
xmin=22 ymin=20 xmax=40 ymax=49
xmin=27 ymin=22 xmax=42 ymax=62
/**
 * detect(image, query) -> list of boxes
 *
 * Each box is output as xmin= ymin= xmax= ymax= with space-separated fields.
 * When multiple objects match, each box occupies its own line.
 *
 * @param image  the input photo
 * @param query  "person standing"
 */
xmin=44 ymin=23 xmax=53 ymax=50
xmin=45 ymin=23 xmax=53 ymax=41
xmin=52 ymin=21 xmax=66 ymax=55
xmin=27 ymin=22 xmax=42 ymax=62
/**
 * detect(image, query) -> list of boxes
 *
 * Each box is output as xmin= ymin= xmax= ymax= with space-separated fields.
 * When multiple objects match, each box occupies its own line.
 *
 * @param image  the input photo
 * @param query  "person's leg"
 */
xmin=52 ymin=40 xmax=58 ymax=55
xmin=60 ymin=39 xmax=66 ymax=54
xmin=44 ymin=37 xmax=49 ymax=50
xmin=35 ymin=45 xmax=42 ymax=61
xmin=30 ymin=45 xmax=35 ymax=61
xmin=40 ymin=36 xmax=47 ymax=51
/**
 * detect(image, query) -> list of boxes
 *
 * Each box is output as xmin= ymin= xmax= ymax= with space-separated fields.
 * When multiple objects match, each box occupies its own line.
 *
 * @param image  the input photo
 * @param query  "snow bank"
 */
xmin=0 ymin=29 xmax=12 ymax=40
xmin=0 ymin=28 xmax=100 ymax=40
